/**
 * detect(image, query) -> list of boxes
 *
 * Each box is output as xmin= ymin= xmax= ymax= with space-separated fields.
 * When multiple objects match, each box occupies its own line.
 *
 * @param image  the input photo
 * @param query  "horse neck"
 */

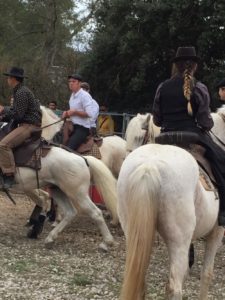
xmin=41 ymin=107 xmax=62 ymax=140
xmin=211 ymin=112 xmax=225 ymax=144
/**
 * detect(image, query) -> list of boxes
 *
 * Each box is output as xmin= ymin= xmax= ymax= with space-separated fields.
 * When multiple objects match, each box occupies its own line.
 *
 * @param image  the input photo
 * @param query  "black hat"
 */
xmin=68 ymin=73 xmax=83 ymax=81
xmin=3 ymin=66 xmax=27 ymax=78
xmin=216 ymin=79 xmax=225 ymax=89
xmin=172 ymin=47 xmax=200 ymax=62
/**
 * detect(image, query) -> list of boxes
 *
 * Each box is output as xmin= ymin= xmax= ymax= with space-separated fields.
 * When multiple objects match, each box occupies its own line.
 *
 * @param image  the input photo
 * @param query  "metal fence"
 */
xmin=98 ymin=112 xmax=135 ymax=138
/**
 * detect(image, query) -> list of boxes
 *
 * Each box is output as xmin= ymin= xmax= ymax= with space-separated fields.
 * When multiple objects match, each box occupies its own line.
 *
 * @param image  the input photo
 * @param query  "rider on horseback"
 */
xmin=62 ymin=74 xmax=96 ymax=150
xmin=152 ymin=46 xmax=225 ymax=226
xmin=0 ymin=67 xmax=42 ymax=189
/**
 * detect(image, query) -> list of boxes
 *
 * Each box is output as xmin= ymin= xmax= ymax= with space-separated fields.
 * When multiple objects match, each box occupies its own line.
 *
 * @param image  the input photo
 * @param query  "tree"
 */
xmin=0 ymin=0 xmax=87 ymax=108
xmin=81 ymin=0 xmax=225 ymax=112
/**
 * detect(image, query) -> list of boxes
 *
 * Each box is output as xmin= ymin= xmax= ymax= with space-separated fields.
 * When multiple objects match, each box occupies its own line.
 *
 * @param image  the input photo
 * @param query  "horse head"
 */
xmin=125 ymin=113 xmax=159 ymax=153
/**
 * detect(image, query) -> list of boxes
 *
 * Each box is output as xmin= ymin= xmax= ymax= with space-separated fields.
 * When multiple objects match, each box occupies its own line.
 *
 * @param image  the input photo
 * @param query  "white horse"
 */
xmin=211 ymin=105 xmax=225 ymax=143
xmin=41 ymin=106 xmax=126 ymax=178
xmin=5 ymin=144 xmax=118 ymax=249
xmin=118 ymin=111 xmax=225 ymax=299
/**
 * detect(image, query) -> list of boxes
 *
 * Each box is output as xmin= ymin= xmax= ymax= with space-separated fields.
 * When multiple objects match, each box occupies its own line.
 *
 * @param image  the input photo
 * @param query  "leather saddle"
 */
xmin=155 ymin=131 xmax=217 ymax=192
xmin=0 ymin=125 xmax=45 ymax=170
xmin=61 ymin=120 xmax=102 ymax=159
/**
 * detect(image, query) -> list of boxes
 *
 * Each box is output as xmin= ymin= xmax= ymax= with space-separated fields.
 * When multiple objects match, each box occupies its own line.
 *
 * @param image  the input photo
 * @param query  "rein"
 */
xmin=141 ymin=125 xmax=150 ymax=146
xmin=41 ymin=118 xmax=64 ymax=130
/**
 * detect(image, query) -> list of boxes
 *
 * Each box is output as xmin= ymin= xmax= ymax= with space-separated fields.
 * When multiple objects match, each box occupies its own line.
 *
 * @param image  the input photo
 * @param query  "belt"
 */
xmin=73 ymin=124 xmax=89 ymax=130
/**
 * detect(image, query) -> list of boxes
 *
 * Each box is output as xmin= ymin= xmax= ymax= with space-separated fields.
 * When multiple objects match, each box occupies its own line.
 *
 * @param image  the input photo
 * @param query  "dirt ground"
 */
xmin=0 ymin=192 xmax=224 ymax=300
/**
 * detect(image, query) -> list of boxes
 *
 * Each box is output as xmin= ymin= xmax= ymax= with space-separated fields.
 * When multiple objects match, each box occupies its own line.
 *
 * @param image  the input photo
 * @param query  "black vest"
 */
xmin=160 ymin=76 xmax=197 ymax=131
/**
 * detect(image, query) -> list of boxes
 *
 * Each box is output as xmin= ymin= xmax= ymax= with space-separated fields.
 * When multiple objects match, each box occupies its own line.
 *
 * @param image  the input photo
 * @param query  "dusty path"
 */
xmin=0 ymin=192 xmax=224 ymax=299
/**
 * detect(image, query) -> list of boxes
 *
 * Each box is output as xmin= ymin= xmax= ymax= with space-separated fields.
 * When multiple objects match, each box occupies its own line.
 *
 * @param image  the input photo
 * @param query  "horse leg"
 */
xmin=44 ymin=187 xmax=77 ymax=247
xmin=47 ymin=197 xmax=57 ymax=222
xmin=199 ymin=226 xmax=224 ymax=300
xmin=166 ymin=240 xmax=191 ymax=300
xmin=25 ymin=189 xmax=49 ymax=238
xmin=25 ymin=204 xmax=42 ymax=227
xmin=75 ymin=193 xmax=114 ymax=251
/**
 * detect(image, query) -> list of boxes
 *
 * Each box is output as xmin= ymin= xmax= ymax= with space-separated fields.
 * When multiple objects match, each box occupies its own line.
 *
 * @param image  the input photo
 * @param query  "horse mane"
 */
xmin=40 ymin=105 xmax=63 ymax=140
xmin=126 ymin=113 xmax=151 ymax=150
xmin=41 ymin=105 xmax=60 ymax=121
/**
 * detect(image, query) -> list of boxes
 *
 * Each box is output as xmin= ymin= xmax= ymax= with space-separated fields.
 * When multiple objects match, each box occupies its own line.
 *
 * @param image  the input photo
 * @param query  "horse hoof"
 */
xmin=27 ymin=229 xmax=38 ymax=239
xmin=98 ymin=242 xmax=108 ymax=252
xmin=45 ymin=239 xmax=54 ymax=249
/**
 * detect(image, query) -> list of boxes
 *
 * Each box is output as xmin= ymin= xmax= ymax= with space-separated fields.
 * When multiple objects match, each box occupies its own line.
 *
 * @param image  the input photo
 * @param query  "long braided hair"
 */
xmin=172 ymin=60 xmax=197 ymax=116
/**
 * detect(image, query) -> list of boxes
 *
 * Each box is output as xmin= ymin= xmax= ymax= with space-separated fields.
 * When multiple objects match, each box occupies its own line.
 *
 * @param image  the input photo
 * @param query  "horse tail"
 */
xmin=85 ymin=156 xmax=118 ymax=224
xmin=120 ymin=163 xmax=160 ymax=300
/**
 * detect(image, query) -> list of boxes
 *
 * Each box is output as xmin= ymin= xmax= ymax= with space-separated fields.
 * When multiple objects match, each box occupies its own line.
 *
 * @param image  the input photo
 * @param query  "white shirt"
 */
xmin=69 ymin=89 xmax=95 ymax=128
xmin=90 ymin=99 xmax=99 ymax=128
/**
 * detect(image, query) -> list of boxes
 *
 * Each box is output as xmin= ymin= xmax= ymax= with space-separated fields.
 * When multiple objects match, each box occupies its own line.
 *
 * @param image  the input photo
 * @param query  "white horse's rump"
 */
xmin=118 ymin=144 xmax=223 ymax=299
xmin=12 ymin=146 xmax=117 ymax=249
xmin=40 ymin=106 xmax=126 ymax=178
xmin=121 ymin=111 xmax=225 ymax=299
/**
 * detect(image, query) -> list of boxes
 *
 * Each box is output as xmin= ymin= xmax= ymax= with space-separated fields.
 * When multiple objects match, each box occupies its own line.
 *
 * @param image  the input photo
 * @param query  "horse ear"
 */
xmin=141 ymin=114 xmax=151 ymax=130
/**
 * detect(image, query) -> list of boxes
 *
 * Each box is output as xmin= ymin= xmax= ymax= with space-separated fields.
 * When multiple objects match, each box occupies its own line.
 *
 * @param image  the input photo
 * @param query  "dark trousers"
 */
xmin=199 ymin=133 xmax=225 ymax=212
xmin=67 ymin=124 xmax=90 ymax=150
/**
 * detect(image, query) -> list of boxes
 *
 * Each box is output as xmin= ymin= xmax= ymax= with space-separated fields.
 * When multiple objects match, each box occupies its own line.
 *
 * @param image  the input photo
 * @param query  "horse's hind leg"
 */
xmin=75 ymin=193 xmax=114 ymax=251
xmin=199 ymin=226 xmax=224 ymax=300
xmin=44 ymin=187 xmax=77 ymax=247
xmin=166 ymin=240 xmax=191 ymax=300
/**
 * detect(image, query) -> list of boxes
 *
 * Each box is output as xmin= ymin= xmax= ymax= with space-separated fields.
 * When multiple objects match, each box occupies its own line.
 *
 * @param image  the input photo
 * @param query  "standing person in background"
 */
xmin=48 ymin=100 xmax=63 ymax=118
xmin=62 ymin=74 xmax=95 ymax=150
xmin=217 ymin=79 xmax=225 ymax=102
xmin=97 ymin=104 xmax=114 ymax=136
xmin=80 ymin=82 xmax=99 ymax=136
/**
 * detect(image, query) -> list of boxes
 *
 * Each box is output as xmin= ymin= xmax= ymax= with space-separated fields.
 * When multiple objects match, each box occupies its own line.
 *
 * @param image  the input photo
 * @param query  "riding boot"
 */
xmin=3 ymin=174 xmax=16 ymax=189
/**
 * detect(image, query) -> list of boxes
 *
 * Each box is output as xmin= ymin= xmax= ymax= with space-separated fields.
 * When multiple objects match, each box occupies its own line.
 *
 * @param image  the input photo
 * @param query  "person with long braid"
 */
xmin=152 ymin=46 xmax=225 ymax=226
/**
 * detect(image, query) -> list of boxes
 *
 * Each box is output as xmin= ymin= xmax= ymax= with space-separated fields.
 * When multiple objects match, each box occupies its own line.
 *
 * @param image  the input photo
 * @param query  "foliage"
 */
xmin=0 ymin=0 xmax=225 ymax=112
xmin=81 ymin=0 xmax=225 ymax=112
xmin=0 ymin=0 xmax=86 ymax=108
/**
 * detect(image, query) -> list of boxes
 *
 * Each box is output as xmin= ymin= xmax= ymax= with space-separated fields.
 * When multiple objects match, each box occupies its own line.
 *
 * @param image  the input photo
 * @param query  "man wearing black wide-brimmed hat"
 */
xmin=152 ymin=46 xmax=225 ymax=226
xmin=0 ymin=66 xmax=42 ymax=188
